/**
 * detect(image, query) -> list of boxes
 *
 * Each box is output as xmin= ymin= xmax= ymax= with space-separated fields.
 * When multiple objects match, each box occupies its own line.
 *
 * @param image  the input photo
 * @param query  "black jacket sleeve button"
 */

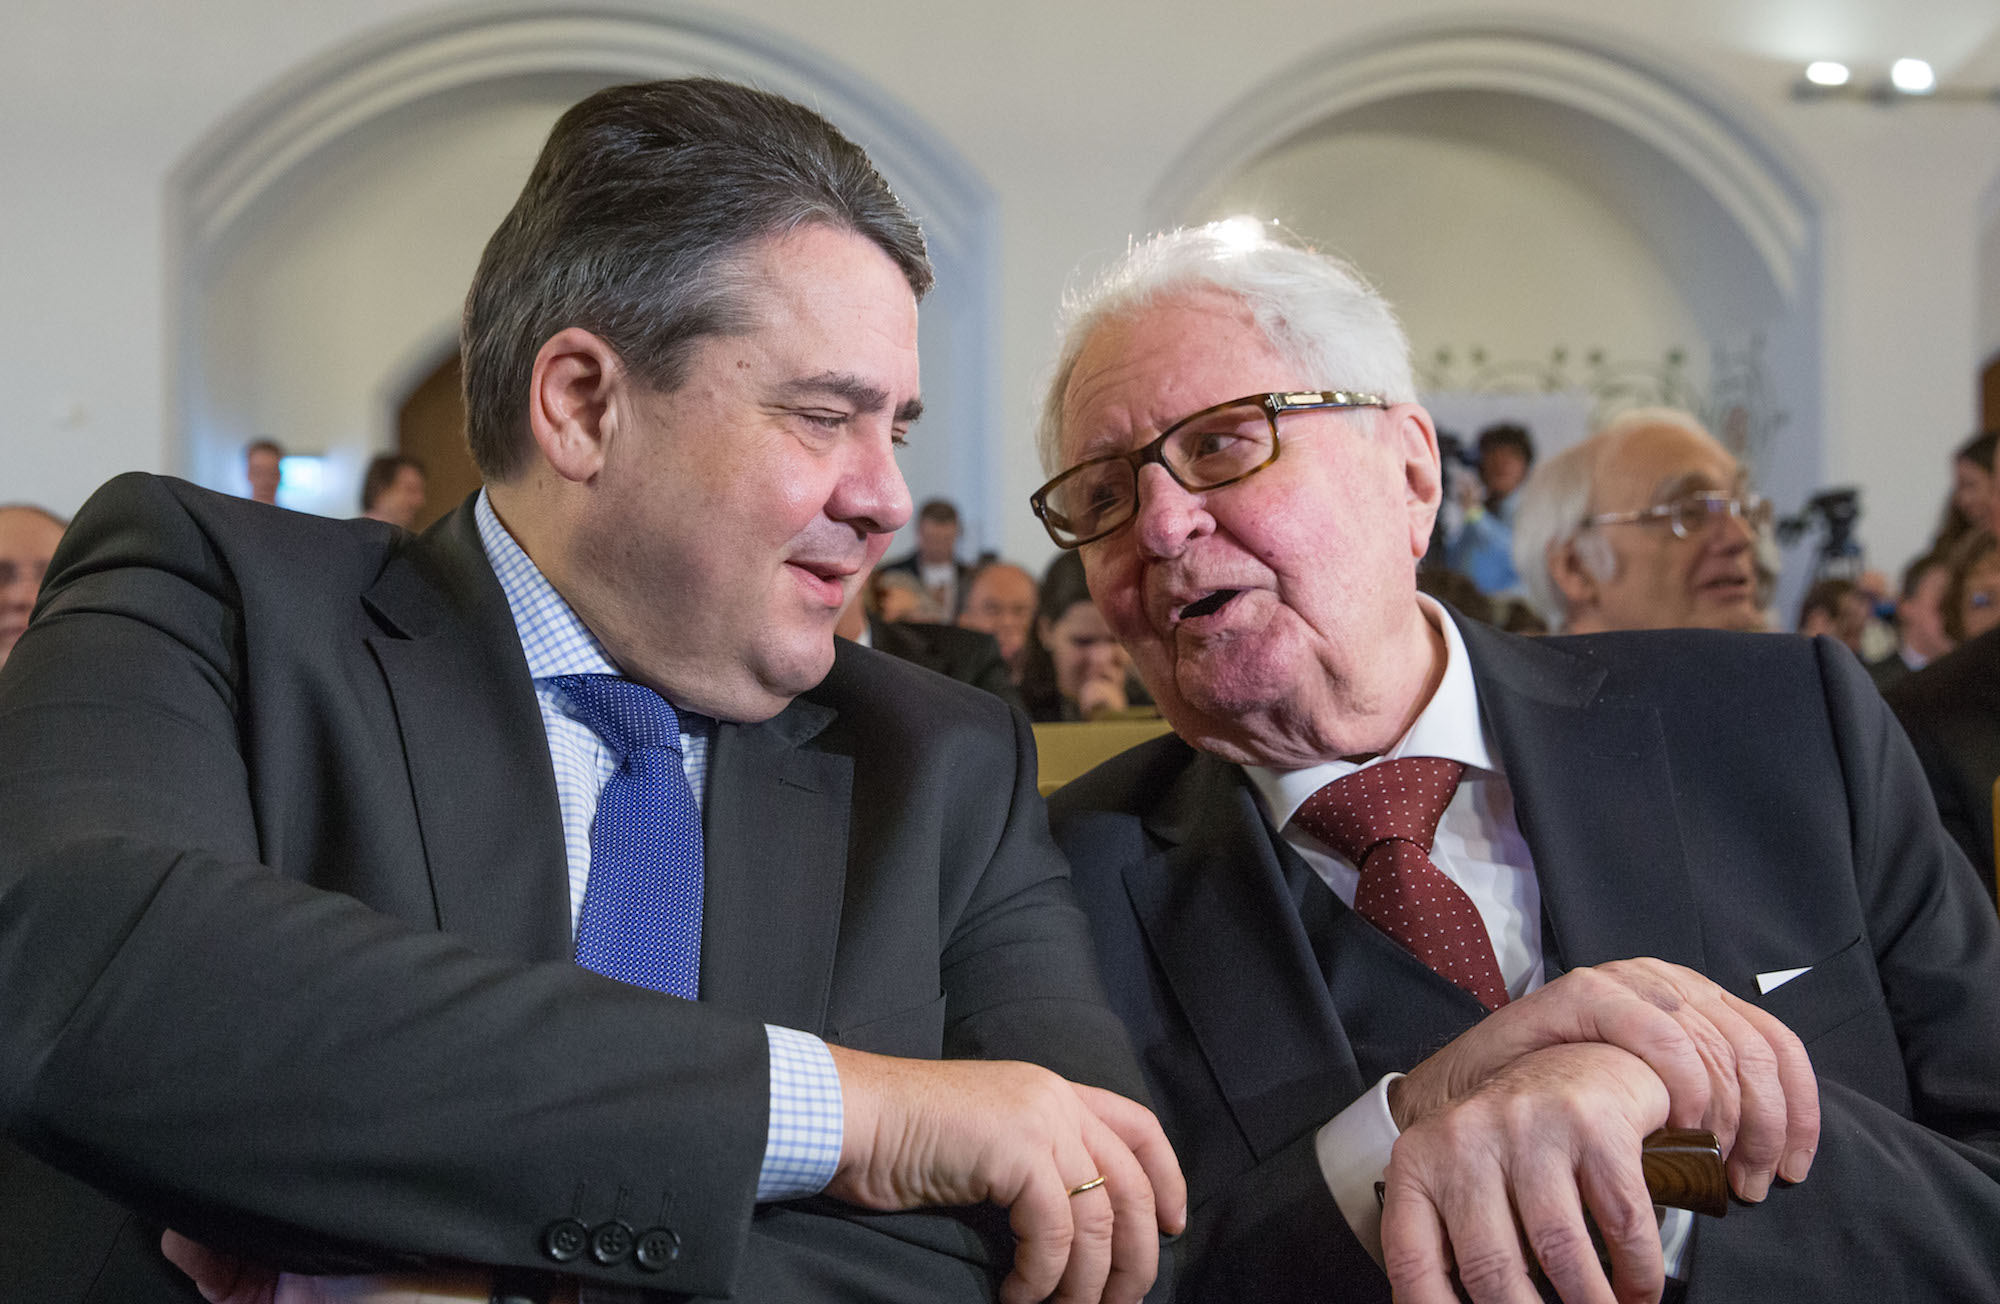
xmin=633 ymin=1227 xmax=682 ymax=1272
xmin=589 ymin=1219 xmax=636 ymax=1266
xmin=540 ymin=1218 xmax=589 ymax=1263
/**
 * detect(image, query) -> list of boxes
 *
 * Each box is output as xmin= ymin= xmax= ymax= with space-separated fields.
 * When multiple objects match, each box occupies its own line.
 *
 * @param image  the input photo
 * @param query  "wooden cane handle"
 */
xmin=1371 ymin=1127 xmax=1730 ymax=1218
xmin=1641 ymin=1126 xmax=1729 ymax=1218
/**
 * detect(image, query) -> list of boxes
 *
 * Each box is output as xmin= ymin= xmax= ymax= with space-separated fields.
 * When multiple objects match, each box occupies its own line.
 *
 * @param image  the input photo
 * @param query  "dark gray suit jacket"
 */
xmin=0 ymin=474 xmax=1143 ymax=1302
xmin=1052 ymin=617 xmax=2000 ymax=1302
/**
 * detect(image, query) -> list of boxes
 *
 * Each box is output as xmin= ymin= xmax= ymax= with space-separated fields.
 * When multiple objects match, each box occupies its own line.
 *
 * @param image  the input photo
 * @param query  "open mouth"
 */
xmin=1177 ymin=589 xmax=1242 ymax=622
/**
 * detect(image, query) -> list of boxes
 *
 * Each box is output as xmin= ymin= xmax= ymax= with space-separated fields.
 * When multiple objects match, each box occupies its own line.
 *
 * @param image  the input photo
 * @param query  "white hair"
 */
xmin=1512 ymin=407 xmax=1721 ymax=628
xmin=1512 ymin=438 xmax=1612 ymax=628
xmin=1036 ymin=222 xmax=1418 ymax=476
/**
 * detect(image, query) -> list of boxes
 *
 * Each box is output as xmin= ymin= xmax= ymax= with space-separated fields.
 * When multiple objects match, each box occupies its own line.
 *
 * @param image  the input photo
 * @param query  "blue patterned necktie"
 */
xmin=555 ymin=674 xmax=703 ymax=999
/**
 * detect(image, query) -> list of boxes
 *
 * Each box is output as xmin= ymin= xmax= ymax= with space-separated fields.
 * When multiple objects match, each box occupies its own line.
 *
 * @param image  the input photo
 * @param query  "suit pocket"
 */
xmin=829 ymin=992 xmax=948 ymax=1058
xmin=1754 ymin=934 xmax=1875 ymax=1045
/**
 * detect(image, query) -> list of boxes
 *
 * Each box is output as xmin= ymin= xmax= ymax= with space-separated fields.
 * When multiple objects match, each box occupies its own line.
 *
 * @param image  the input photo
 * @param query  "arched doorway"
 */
xmin=395 ymin=352 xmax=478 ymax=533
xmin=1150 ymin=21 xmax=1823 ymax=596
xmin=167 ymin=3 xmax=999 ymax=549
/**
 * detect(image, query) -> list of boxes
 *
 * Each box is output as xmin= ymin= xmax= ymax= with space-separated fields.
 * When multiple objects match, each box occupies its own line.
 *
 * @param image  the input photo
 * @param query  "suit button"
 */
xmin=541 ymin=1218 xmax=589 ymax=1263
xmin=634 ymin=1226 xmax=681 ymax=1271
xmin=589 ymin=1219 xmax=636 ymax=1265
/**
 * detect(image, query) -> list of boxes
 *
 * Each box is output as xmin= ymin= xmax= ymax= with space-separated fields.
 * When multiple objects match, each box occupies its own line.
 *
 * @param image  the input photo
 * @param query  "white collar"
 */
xmin=1246 ymin=596 xmax=1499 ymax=830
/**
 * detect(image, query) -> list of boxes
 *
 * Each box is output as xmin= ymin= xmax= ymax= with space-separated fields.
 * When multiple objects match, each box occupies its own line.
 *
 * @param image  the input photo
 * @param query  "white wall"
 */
xmin=5 ymin=0 xmax=2000 ymax=580
xmin=1186 ymin=125 xmax=1711 ymax=410
xmin=192 ymin=91 xmax=574 ymax=512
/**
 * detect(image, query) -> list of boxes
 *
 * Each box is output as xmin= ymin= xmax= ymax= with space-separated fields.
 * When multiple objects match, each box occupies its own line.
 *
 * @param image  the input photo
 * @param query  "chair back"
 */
xmin=1032 ymin=718 xmax=1174 ymax=796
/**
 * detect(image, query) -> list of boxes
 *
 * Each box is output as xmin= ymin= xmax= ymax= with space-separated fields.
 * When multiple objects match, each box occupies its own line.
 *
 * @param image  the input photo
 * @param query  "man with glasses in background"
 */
xmin=1508 ymin=410 xmax=1774 ymax=635
xmin=1033 ymin=223 xmax=2000 ymax=1303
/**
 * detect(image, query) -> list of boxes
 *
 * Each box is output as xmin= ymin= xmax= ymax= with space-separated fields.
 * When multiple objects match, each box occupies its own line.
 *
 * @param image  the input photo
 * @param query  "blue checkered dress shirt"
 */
xmin=476 ymin=492 xmax=843 ymax=1201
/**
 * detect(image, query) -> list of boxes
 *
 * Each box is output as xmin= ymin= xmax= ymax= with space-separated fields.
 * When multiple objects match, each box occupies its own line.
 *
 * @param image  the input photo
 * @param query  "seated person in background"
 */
xmin=1512 ymin=408 xmax=1772 ymax=634
xmin=871 ymin=566 xmax=946 ymax=624
xmin=243 ymin=438 xmax=284 ymax=505
xmin=836 ymin=566 xmax=1024 ymax=714
xmin=1033 ymin=222 xmax=2000 ymax=1303
xmin=1929 ymin=429 xmax=1999 ymax=556
xmin=1888 ymin=527 xmax=2000 ymax=898
xmin=1941 ymin=527 xmax=2000 ymax=646
xmin=0 ymin=504 xmax=67 ymax=672
xmin=958 ymin=559 xmax=1039 ymax=685
xmin=1867 ymin=548 xmax=1954 ymax=690
xmin=358 ymin=454 xmax=429 ymax=529
xmin=1795 ymin=577 xmax=1871 ymax=654
xmin=1442 ymin=422 xmax=1534 ymax=596
xmin=1020 ymin=551 xmax=1151 ymax=722
xmin=879 ymin=497 xmax=972 ymax=616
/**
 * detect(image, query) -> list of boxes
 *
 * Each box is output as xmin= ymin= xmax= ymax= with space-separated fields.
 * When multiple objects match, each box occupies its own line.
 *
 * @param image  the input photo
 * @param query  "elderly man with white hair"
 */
xmin=1510 ymin=411 xmax=1773 ymax=634
xmin=1037 ymin=223 xmax=2000 ymax=1304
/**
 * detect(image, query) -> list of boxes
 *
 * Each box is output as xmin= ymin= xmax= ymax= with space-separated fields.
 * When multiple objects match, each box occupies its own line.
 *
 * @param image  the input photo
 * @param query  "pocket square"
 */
xmin=1756 ymin=966 xmax=1811 ymax=994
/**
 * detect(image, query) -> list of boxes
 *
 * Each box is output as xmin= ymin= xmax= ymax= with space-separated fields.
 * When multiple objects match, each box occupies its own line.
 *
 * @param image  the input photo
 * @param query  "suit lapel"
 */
xmin=699 ymin=697 xmax=850 ymax=1032
xmin=1128 ymin=751 xmax=1366 ymax=1160
xmin=360 ymin=502 xmax=572 ymax=963
xmin=1457 ymin=621 xmax=1706 ymax=973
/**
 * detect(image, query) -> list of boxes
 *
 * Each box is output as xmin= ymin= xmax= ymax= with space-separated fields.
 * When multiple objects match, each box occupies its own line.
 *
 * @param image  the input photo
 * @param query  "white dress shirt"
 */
xmin=1245 ymin=598 xmax=1689 ymax=1272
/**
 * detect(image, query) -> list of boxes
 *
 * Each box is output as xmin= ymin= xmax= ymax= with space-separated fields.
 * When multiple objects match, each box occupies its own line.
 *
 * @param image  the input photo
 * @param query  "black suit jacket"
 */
xmin=1885 ymin=625 xmax=2000 ymax=902
xmin=1052 ymin=618 xmax=2000 ymax=1302
xmin=863 ymin=618 xmax=1024 ymax=715
xmin=0 ymin=474 xmax=1143 ymax=1302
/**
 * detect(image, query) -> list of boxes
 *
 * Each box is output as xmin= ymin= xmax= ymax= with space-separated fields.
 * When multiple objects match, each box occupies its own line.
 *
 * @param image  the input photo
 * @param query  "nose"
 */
xmin=1129 ymin=462 xmax=1212 ymax=559
xmin=1709 ymin=504 xmax=1757 ymax=551
xmin=830 ymin=424 xmax=913 ymax=538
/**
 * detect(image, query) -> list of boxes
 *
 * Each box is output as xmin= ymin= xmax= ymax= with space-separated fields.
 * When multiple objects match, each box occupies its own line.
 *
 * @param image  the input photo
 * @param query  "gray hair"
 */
xmin=1511 ymin=408 xmax=1720 ymax=628
xmin=1036 ymin=222 xmax=1417 ymax=476
xmin=1511 ymin=438 xmax=1610 ymax=628
xmin=462 ymin=78 xmax=933 ymax=482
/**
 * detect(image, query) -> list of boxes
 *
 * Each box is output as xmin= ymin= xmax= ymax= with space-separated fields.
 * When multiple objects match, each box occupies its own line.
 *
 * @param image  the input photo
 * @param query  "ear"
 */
xmin=1548 ymin=537 xmax=1599 ymax=613
xmin=1383 ymin=403 xmax=1442 ymax=561
xmin=527 ymin=328 xmax=628 ymax=484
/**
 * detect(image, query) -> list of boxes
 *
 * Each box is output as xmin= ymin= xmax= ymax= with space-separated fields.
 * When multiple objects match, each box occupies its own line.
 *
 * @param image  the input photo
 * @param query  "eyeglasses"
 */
xmin=1030 ymin=391 xmax=1387 ymax=548
xmin=1582 ymin=491 xmax=1773 ymax=540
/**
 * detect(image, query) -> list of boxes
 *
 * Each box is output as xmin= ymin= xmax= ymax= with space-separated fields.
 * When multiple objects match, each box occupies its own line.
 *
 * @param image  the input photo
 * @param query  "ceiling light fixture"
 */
xmin=1890 ymin=59 xmax=1937 ymax=94
xmin=1794 ymin=58 xmax=2000 ymax=104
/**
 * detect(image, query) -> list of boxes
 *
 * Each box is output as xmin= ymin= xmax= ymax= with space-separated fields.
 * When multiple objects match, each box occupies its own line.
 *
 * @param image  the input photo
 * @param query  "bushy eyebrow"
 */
xmin=777 ymin=372 xmax=924 ymax=425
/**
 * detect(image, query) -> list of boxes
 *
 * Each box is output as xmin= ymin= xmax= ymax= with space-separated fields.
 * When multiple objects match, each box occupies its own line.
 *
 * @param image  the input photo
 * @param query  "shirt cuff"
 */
xmin=758 ymin=1025 xmax=843 ymax=1201
xmin=1314 ymin=1072 xmax=1403 ymax=1266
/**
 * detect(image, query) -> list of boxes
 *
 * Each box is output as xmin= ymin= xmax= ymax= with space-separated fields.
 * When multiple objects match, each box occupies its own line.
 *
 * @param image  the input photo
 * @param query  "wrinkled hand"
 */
xmin=1383 ymin=1042 xmax=1670 ymax=1304
xmin=1389 ymin=958 xmax=1818 ymax=1202
xmin=826 ymin=1046 xmax=1186 ymax=1304
xmin=160 ymin=1233 xmax=500 ymax=1304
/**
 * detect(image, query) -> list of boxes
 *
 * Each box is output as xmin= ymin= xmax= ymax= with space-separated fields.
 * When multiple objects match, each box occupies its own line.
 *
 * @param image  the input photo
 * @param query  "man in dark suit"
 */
xmin=833 ymin=577 xmax=1025 ymax=713
xmin=1028 ymin=224 xmax=2000 ymax=1302
xmin=0 ymin=80 xmax=1179 ymax=1304
xmin=867 ymin=619 xmax=1024 ymax=715
xmin=879 ymin=498 xmax=974 ymax=617
xmin=1867 ymin=551 xmax=1953 ymax=692
xmin=1886 ymin=621 xmax=2000 ymax=902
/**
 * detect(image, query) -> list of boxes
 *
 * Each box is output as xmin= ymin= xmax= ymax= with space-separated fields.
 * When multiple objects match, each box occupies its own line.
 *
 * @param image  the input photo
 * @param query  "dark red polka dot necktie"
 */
xmin=1291 ymin=756 xmax=1510 ymax=1011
